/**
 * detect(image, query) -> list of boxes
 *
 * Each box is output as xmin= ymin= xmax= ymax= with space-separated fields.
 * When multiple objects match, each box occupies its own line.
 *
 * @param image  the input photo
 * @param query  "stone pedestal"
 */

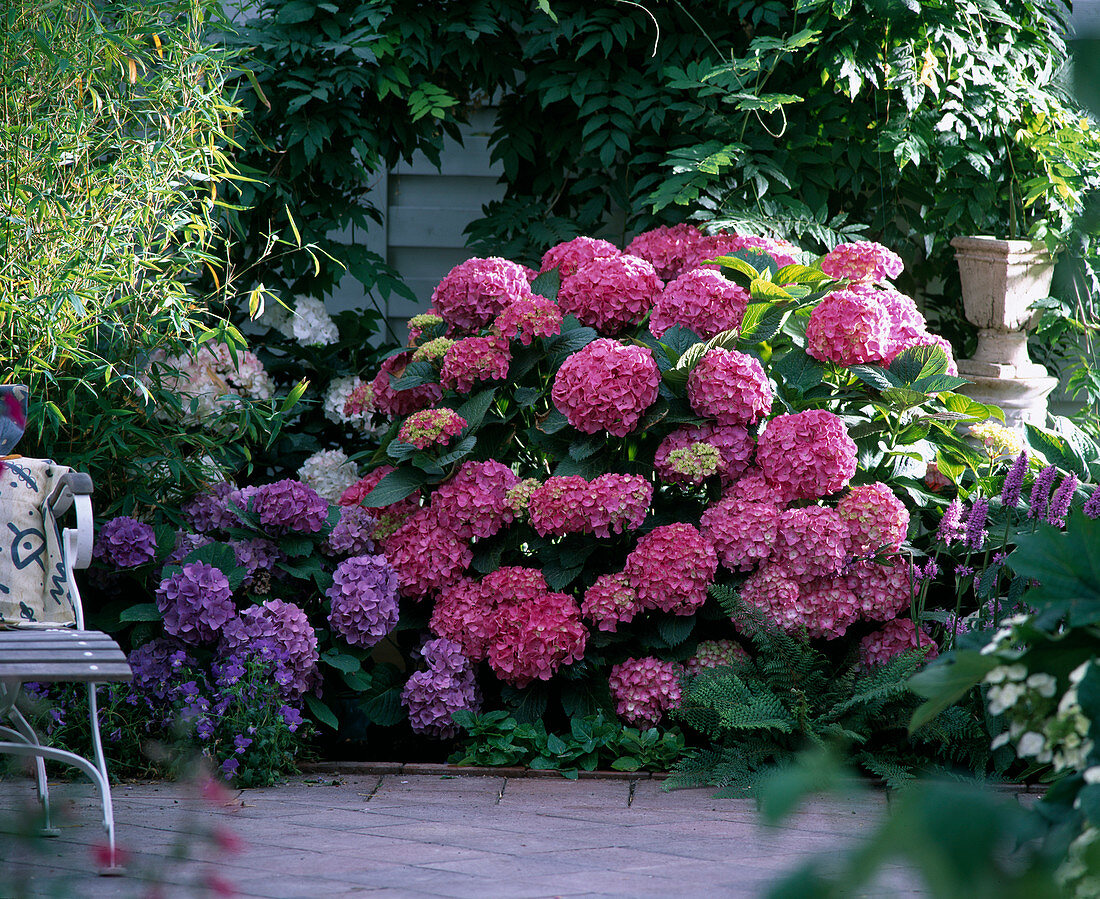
xmin=951 ymin=236 xmax=1058 ymax=429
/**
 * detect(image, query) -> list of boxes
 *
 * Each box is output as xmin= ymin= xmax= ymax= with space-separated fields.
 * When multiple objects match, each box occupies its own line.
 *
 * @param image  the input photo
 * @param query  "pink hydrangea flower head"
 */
xmin=723 ymin=467 xmax=791 ymax=507
xmin=796 ymin=577 xmax=862 ymax=639
xmin=430 ymin=256 xmax=533 ymax=331
xmin=846 ymin=557 xmax=917 ymax=621
xmin=557 ymin=254 xmax=663 ymax=333
xmin=343 ymin=380 xmax=376 ymax=419
xmin=371 ymin=351 xmax=443 ymax=417
xmin=838 ymin=483 xmax=910 ymax=554
xmin=430 ymin=578 xmax=496 ymax=661
xmin=772 ymin=506 xmax=851 ymax=583
xmin=551 ymin=338 xmax=660 ymax=436
xmin=481 ymin=566 xmax=550 ymax=607
xmin=493 ymin=296 xmax=564 ymax=345
xmin=625 ymin=523 xmax=718 ymax=615
xmin=540 ymin=236 xmax=620 ymax=278
xmin=806 ymin=288 xmax=892 ymax=366
xmin=407 ymin=312 xmax=445 ymax=344
xmin=382 ymin=508 xmax=472 ymax=599
xmin=608 ymin=657 xmax=683 ymax=727
xmin=757 ymin=410 xmax=857 ymax=500
xmin=864 ymin=286 xmax=926 ymax=357
xmin=251 ymin=479 xmax=330 ymax=535
xmin=487 ymin=592 xmax=587 ymax=687
xmin=686 ymin=347 xmax=772 ymax=426
xmin=220 ymin=599 xmax=320 ymax=699
xmin=737 ymin=563 xmax=803 ymax=634
xmin=858 ymin=617 xmax=938 ymax=668
xmin=689 ymin=233 xmax=800 ymax=270
xmin=430 ymin=460 xmax=520 ymax=540
xmin=505 ymin=478 xmax=541 ymax=518
xmin=649 ymin=268 xmax=750 ymax=339
xmin=626 ymin=223 xmax=705 ymax=280
xmin=924 ymin=461 xmax=953 ymax=493
xmin=820 ymin=241 xmax=903 ymax=283
xmin=685 ymin=639 xmax=748 ymax=676
xmin=326 ymin=554 xmax=400 ymax=648
xmin=156 ymin=562 xmax=236 ymax=646
xmin=581 ymin=572 xmax=639 ymax=633
xmin=654 ymin=423 xmax=754 ymax=487
xmin=440 ymin=335 xmax=511 ymax=394
xmin=410 ymin=336 xmax=454 ymax=364
xmin=527 ymin=476 xmax=596 ymax=537
xmin=588 ymin=473 xmax=652 ymax=537
xmin=700 ymin=498 xmax=781 ymax=572
xmin=397 ymin=408 xmax=466 ymax=450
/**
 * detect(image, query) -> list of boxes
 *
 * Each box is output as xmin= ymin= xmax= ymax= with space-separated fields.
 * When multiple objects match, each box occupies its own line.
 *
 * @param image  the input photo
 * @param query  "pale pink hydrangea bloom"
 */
xmin=411 ymin=337 xmax=455 ymax=364
xmin=700 ymin=498 xmax=781 ymax=572
xmin=608 ymin=657 xmax=683 ymax=727
xmin=858 ymin=618 xmax=938 ymax=668
xmin=430 ymin=460 xmax=520 ymax=540
xmin=551 ymin=338 xmax=660 ymax=436
xmin=430 ymin=256 xmax=533 ymax=331
xmin=581 ymin=572 xmax=639 ymax=633
xmin=504 ymin=478 xmax=541 ymax=518
xmin=796 ymin=577 xmax=862 ymax=639
xmin=820 ymin=241 xmax=903 ymax=283
xmin=806 ymin=288 xmax=892 ymax=366
xmin=430 ymin=578 xmax=496 ymax=661
xmin=740 ymin=565 xmax=858 ymax=640
xmin=772 ymin=506 xmax=850 ymax=583
xmin=687 ymin=348 xmax=772 ymax=426
xmin=625 ymin=523 xmax=718 ymax=616
xmin=757 ymin=410 xmax=857 ymax=501
xmin=440 ymin=336 xmax=511 ymax=393
xmin=540 ymin=236 xmax=621 ymax=277
xmin=684 ymin=639 xmax=749 ymax=676
xmin=626 ymin=223 xmax=705 ymax=280
xmin=654 ymin=423 xmax=754 ymax=487
xmin=649 ymin=268 xmax=750 ymax=339
xmin=487 ymin=592 xmax=588 ymax=687
xmin=382 ymin=508 xmax=472 ymax=599
xmin=838 ymin=483 xmax=910 ymax=554
xmin=397 ymin=408 xmax=466 ymax=450
xmin=493 ymin=296 xmax=563 ymax=345
xmin=737 ymin=564 xmax=804 ymax=633
xmin=557 ymin=254 xmax=663 ymax=333
xmin=588 ymin=474 xmax=652 ymax=538
xmin=845 ymin=557 xmax=917 ymax=622
xmin=371 ymin=351 xmax=443 ymax=417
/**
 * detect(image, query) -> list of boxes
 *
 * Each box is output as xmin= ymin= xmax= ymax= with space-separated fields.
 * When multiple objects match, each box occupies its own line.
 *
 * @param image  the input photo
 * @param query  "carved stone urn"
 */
xmin=951 ymin=236 xmax=1059 ymax=429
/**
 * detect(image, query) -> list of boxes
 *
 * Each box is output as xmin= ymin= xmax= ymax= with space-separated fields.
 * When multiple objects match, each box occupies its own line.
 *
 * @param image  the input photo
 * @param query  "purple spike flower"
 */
xmin=964 ymin=497 xmax=989 ymax=551
xmin=1028 ymin=465 xmax=1057 ymax=520
xmin=1046 ymin=474 xmax=1078 ymax=527
xmin=937 ymin=498 xmax=965 ymax=544
xmin=1085 ymin=486 xmax=1100 ymax=520
xmin=1001 ymin=452 xmax=1027 ymax=509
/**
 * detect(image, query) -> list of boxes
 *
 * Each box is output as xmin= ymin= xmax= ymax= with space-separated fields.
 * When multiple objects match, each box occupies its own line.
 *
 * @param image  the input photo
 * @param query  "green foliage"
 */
xmin=448 ymin=709 xmax=685 ymax=778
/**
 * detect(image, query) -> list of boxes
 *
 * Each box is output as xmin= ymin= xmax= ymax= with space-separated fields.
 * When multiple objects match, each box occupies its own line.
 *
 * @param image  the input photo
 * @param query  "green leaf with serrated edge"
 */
xmin=908 ymin=650 xmax=1000 ymax=733
xmin=342 ymin=670 xmax=371 ymax=692
xmin=610 ymin=756 xmax=642 ymax=771
xmin=569 ymin=433 xmax=603 ymax=461
xmin=658 ymin=614 xmax=696 ymax=647
xmin=530 ymin=268 xmax=560 ymax=302
xmin=849 ymin=364 xmax=902 ymax=391
xmin=514 ymin=386 xmax=539 ymax=407
xmin=712 ymin=254 xmax=760 ymax=280
xmin=303 ymin=694 xmax=339 ymax=729
xmin=774 ymin=349 xmax=825 ymax=393
xmin=362 ymin=467 xmax=429 ymax=507
xmin=889 ymin=344 xmax=948 ymax=385
xmin=362 ymin=688 xmax=404 ymax=726
xmin=1026 ymin=422 xmax=1093 ymax=480
xmin=749 ymin=278 xmax=794 ymax=301
xmin=881 ymin=386 xmax=931 ymax=409
xmin=774 ymin=263 xmax=829 ymax=285
xmin=387 ymin=441 xmax=416 ymax=463
xmin=548 ymin=325 xmax=599 ymax=361
xmin=390 ymin=358 xmax=438 ymax=391
xmin=1011 ymin=512 xmax=1100 ymax=626
xmin=910 ymin=374 xmax=970 ymax=395
xmin=933 ymin=451 xmax=965 ymax=485
xmin=119 ymin=603 xmax=162 ymax=623
xmin=454 ymin=388 xmax=497 ymax=431
xmin=659 ymin=325 xmax=703 ymax=360
xmin=321 ymin=651 xmax=361 ymax=674
xmin=941 ymin=392 xmax=1001 ymax=421
xmin=537 ymin=408 xmax=569 ymax=434
xmin=153 ymin=524 xmax=178 ymax=563
xmin=435 ymin=434 xmax=476 ymax=467
xmin=737 ymin=304 xmax=787 ymax=345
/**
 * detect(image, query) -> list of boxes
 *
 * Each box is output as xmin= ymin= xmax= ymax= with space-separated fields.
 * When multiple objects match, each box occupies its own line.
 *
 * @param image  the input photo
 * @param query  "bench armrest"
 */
xmin=44 ymin=471 xmax=95 ymax=570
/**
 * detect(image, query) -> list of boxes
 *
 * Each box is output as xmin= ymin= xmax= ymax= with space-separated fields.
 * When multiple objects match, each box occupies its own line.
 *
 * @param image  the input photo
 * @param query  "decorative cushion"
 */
xmin=0 ymin=458 xmax=77 ymax=628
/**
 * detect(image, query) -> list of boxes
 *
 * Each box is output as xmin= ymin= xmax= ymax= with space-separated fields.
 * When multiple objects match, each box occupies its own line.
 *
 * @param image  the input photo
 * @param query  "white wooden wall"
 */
xmin=327 ymin=109 xmax=505 ymax=338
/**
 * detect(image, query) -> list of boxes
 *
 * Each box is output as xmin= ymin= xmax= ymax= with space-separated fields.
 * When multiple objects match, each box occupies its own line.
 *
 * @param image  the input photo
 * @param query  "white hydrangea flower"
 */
xmin=1016 ymin=731 xmax=1045 ymax=757
xmin=254 ymin=300 xmax=295 ymax=339
xmin=291 ymin=297 xmax=339 ymax=346
xmin=1084 ymin=766 xmax=1100 ymax=784
xmin=1026 ymin=672 xmax=1058 ymax=698
xmin=298 ymin=448 xmax=359 ymax=502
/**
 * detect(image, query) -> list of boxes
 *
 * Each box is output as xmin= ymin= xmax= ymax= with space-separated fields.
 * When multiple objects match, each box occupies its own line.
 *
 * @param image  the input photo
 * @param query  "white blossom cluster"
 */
xmin=147 ymin=340 xmax=274 ymax=422
xmin=298 ymin=448 xmax=359 ymax=502
xmin=255 ymin=297 xmax=339 ymax=347
xmin=322 ymin=375 xmax=382 ymax=436
xmin=1057 ymin=823 xmax=1100 ymax=898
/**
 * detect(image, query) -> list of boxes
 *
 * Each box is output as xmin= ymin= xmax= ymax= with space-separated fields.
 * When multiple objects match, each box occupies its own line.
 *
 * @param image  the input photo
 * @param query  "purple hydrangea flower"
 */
xmin=400 ymin=638 xmax=481 ymax=739
xmin=220 ymin=599 xmax=320 ymax=700
xmin=1001 ymin=452 xmax=1027 ymax=509
xmin=251 ymin=479 xmax=329 ymax=535
xmin=128 ymin=638 xmax=196 ymax=702
xmin=1046 ymin=474 xmax=1078 ymax=528
xmin=323 ymin=504 xmax=377 ymax=557
xmin=936 ymin=499 xmax=965 ymax=544
xmin=156 ymin=562 xmax=236 ymax=645
xmin=182 ymin=483 xmax=238 ymax=533
xmin=1085 ymin=486 xmax=1100 ymax=520
xmin=94 ymin=516 xmax=158 ymax=569
xmin=168 ymin=530 xmax=214 ymax=565
xmin=230 ymin=538 xmax=283 ymax=578
xmin=964 ymin=497 xmax=988 ymax=551
xmin=1029 ymin=465 xmax=1057 ymax=520
xmin=326 ymin=555 xmax=399 ymax=648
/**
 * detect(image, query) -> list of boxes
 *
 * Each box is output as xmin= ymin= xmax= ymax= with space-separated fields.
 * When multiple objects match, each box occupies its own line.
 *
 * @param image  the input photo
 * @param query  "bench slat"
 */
xmin=0 ymin=649 xmax=127 ymax=662
xmin=0 ymin=629 xmax=112 ymax=638
xmin=0 ymin=663 xmax=132 ymax=682
xmin=0 ymin=639 xmax=119 ymax=650
xmin=0 ymin=627 xmax=131 ymax=683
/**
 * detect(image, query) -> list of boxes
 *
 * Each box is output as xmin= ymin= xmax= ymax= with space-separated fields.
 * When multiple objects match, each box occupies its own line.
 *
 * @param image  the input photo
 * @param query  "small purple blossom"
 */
xmin=220 ymin=600 xmax=320 ymax=699
xmin=956 ymin=565 xmax=974 ymax=578
xmin=937 ymin=499 xmax=965 ymax=544
xmin=251 ymin=479 xmax=330 ymax=535
xmin=182 ymin=483 xmax=238 ymax=533
xmin=156 ymin=562 xmax=236 ymax=645
xmin=920 ymin=559 xmax=940 ymax=581
xmin=400 ymin=638 xmax=481 ymax=739
xmin=326 ymin=555 xmax=400 ymax=648
xmin=964 ymin=498 xmax=989 ymax=551
xmin=94 ymin=516 xmax=158 ymax=569
xmin=280 ymin=705 xmax=303 ymax=732
xmin=993 ymin=551 xmax=1008 ymax=565
xmin=128 ymin=638 xmax=196 ymax=703
xmin=1001 ymin=452 xmax=1027 ymax=509
xmin=323 ymin=504 xmax=377 ymax=557
xmin=1046 ymin=474 xmax=1078 ymax=527
xmin=233 ymin=735 xmax=253 ymax=754
xmin=221 ymin=758 xmax=239 ymax=780
xmin=1029 ymin=465 xmax=1057 ymax=520
xmin=1085 ymin=486 xmax=1100 ymax=520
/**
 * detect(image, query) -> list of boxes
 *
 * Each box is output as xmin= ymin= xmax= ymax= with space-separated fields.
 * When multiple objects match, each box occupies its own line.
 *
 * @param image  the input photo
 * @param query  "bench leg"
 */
xmin=4 ymin=706 xmax=59 ymax=836
xmin=85 ymin=681 xmax=122 ymax=873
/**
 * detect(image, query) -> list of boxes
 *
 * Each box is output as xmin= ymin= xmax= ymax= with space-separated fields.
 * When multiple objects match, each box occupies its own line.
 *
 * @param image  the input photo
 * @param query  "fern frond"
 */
xmin=858 ymin=752 xmax=917 ymax=791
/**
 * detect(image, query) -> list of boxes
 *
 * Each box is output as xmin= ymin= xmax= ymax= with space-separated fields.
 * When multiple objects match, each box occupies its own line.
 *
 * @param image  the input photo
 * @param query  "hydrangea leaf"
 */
xmin=1010 ymin=511 xmax=1100 ymax=626
xmin=361 ymin=467 xmax=429 ymax=507
xmin=119 ymin=603 xmax=162 ymax=623
xmin=303 ymin=694 xmax=338 ymax=729
xmin=530 ymin=268 xmax=560 ymax=302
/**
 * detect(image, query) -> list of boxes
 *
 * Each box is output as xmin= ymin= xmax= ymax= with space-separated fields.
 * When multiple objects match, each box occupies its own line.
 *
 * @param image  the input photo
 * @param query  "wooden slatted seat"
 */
xmin=0 ymin=463 xmax=130 ymax=873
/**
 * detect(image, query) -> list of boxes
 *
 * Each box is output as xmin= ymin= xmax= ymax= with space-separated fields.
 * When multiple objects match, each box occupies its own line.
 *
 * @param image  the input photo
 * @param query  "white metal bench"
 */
xmin=0 ymin=465 xmax=131 ymax=872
